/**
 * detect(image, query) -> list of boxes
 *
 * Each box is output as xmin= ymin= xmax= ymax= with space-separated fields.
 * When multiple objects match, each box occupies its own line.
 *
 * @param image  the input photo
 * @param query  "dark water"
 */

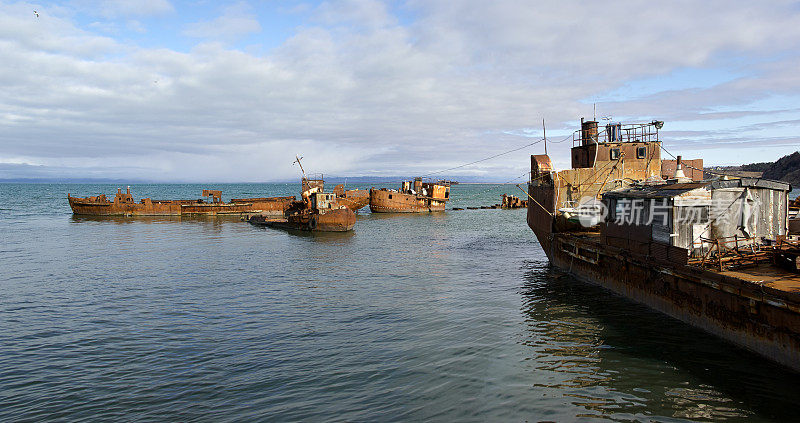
xmin=2 ymin=182 xmax=800 ymax=422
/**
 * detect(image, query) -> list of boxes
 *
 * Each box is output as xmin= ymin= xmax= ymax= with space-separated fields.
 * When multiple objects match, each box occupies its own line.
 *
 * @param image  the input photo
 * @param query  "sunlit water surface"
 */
xmin=2 ymin=183 xmax=800 ymax=422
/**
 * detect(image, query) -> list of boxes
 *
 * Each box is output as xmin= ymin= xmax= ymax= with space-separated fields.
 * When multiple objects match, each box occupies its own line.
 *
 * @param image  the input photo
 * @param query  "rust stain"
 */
xmin=333 ymin=184 xmax=369 ymax=211
xmin=68 ymin=187 xmax=294 ymax=216
xmin=526 ymin=117 xmax=800 ymax=372
xmin=249 ymin=191 xmax=356 ymax=232
xmin=500 ymin=194 xmax=527 ymax=208
xmin=369 ymin=179 xmax=450 ymax=213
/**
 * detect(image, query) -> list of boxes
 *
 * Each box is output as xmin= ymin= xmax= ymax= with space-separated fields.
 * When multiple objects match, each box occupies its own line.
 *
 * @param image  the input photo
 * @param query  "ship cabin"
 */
xmin=310 ymin=192 xmax=338 ymax=210
xmin=532 ymin=119 xmax=675 ymax=212
xmin=400 ymin=178 xmax=450 ymax=200
xmin=570 ymin=118 xmax=662 ymax=174
xmin=115 ymin=187 xmax=134 ymax=204
xmin=601 ymin=178 xmax=792 ymax=260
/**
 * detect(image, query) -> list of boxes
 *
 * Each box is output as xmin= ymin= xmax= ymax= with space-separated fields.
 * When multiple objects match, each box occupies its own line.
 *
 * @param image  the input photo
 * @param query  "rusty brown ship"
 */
xmin=68 ymin=187 xmax=294 ymax=216
xmin=248 ymin=186 xmax=356 ymax=232
xmin=300 ymin=174 xmax=369 ymax=212
xmin=527 ymin=118 xmax=800 ymax=372
xmin=369 ymin=178 xmax=450 ymax=213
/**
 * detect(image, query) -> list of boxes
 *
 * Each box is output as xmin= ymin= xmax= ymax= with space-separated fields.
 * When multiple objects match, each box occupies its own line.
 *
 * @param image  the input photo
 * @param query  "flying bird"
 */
xmin=33 ymin=10 xmax=39 ymax=17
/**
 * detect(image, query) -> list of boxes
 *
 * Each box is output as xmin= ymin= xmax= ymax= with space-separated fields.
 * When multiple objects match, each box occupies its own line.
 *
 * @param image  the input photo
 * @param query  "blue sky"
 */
xmin=1 ymin=0 xmax=800 ymax=181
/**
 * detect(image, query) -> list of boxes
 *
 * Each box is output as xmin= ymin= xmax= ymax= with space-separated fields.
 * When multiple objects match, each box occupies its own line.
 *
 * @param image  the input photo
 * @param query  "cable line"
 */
xmin=421 ymin=138 xmax=544 ymax=178
xmin=660 ymin=144 xmax=726 ymax=177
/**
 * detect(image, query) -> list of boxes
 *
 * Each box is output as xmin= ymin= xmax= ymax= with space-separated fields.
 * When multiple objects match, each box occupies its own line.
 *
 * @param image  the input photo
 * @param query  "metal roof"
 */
xmin=604 ymin=177 xmax=792 ymax=200
xmin=710 ymin=178 xmax=792 ymax=191
xmin=603 ymin=182 xmax=711 ymax=199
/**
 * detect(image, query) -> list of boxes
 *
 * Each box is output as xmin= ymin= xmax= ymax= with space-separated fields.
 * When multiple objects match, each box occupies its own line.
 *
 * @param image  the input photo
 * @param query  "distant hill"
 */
xmin=707 ymin=151 xmax=800 ymax=187
xmin=761 ymin=151 xmax=800 ymax=187
xmin=0 ymin=178 xmax=149 ymax=183
xmin=741 ymin=161 xmax=773 ymax=172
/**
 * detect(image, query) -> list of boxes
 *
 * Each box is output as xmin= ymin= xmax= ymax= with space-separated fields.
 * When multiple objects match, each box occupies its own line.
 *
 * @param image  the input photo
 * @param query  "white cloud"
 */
xmin=72 ymin=0 xmax=174 ymax=18
xmin=314 ymin=0 xmax=395 ymax=29
xmin=183 ymin=2 xmax=262 ymax=42
xmin=1 ymin=0 xmax=799 ymax=181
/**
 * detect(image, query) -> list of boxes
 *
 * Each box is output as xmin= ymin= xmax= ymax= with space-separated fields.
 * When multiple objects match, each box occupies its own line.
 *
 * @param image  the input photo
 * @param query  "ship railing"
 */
xmin=304 ymin=173 xmax=324 ymax=183
xmin=560 ymin=200 xmax=578 ymax=208
xmin=572 ymin=121 xmax=660 ymax=147
xmin=689 ymin=235 xmax=766 ymax=271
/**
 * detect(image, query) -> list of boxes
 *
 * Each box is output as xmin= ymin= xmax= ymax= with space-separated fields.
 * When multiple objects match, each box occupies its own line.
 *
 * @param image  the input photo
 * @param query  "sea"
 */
xmin=2 ymin=182 xmax=800 ymax=422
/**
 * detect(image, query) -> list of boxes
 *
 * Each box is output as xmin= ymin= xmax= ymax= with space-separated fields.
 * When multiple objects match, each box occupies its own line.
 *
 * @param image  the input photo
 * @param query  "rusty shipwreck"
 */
xmin=248 ymin=182 xmax=356 ymax=232
xmin=300 ymin=174 xmax=369 ymax=212
xmin=369 ymin=178 xmax=450 ymax=213
xmin=68 ymin=187 xmax=294 ymax=216
xmin=527 ymin=118 xmax=800 ymax=372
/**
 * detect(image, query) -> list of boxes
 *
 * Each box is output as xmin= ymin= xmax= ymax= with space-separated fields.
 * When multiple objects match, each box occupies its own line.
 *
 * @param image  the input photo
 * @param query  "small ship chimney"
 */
xmin=581 ymin=118 xmax=598 ymax=146
xmin=673 ymin=156 xmax=692 ymax=182
xmin=674 ymin=156 xmax=686 ymax=178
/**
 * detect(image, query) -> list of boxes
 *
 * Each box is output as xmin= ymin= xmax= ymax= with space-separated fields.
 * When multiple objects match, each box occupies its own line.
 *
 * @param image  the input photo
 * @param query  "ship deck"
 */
xmin=558 ymin=231 xmax=800 ymax=296
xmin=717 ymin=264 xmax=800 ymax=293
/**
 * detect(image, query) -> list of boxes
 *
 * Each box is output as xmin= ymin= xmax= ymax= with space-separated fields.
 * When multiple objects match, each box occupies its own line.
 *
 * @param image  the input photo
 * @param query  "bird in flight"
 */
xmin=33 ymin=10 xmax=39 ymax=17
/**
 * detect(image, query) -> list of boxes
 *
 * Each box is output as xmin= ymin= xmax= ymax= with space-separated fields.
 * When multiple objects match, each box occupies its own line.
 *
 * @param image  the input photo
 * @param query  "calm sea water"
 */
xmin=2 ymin=182 xmax=800 ymax=422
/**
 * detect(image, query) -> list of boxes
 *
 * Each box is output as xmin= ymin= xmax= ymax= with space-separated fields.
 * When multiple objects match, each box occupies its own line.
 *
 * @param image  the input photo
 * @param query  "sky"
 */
xmin=1 ymin=0 xmax=800 ymax=182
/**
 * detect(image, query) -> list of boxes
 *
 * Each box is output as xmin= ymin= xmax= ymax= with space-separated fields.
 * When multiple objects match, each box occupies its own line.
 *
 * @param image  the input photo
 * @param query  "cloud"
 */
xmin=314 ymin=0 xmax=395 ymax=29
xmin=72 ymin=0 xmax=174 ymax=18
xmin=183 ymin=3 xmax=262 ymax=42
xmin=1 ymin=0 xmax=800 ymax=181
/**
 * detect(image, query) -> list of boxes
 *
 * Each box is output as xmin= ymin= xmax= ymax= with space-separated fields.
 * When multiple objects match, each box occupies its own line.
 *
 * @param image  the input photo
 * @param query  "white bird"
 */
xmin=33 ymin=10 xmax=39 ymax=17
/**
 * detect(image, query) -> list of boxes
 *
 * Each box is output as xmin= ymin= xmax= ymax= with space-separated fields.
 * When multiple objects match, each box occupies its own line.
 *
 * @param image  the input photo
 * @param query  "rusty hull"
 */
xmin=501 ymin=194 xmax=528 ymax=209
xmin=528 ymin=133 xmax=800 ymax=372
xmin=369 ymin=189 xmax=446 ymax=213
xmin=544 ymin=232 xmax=800 ymax=373
xmin=333 ymin=184 xmax=369 ymax=211
xmin=68 ymin=188 xmax=294 ymax=216
xmin=248 ymin=202 xmax=355 ymax=232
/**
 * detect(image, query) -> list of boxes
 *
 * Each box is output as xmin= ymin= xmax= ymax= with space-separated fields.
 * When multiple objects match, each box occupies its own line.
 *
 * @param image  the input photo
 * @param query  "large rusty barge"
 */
xmin=527 ymin=119 xmax=800 ymax=372
xmin=68 ymin=188 xmax=293 ymax=216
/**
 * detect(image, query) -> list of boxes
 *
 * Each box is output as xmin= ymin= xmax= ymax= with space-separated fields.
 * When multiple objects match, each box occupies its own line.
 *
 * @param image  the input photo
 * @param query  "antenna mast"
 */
xmin=543 ymin=118 xmax=547 ymax=155
xmin=293 ymin=155 xmax=307 ymax=179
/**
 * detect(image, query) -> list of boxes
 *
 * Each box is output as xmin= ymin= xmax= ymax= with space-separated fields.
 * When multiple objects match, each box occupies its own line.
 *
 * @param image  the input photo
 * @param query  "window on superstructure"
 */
xmin=610 ymin=148 xmax=621 ymax=160
xmin=636 ymin=146 xmax=646 ymax=159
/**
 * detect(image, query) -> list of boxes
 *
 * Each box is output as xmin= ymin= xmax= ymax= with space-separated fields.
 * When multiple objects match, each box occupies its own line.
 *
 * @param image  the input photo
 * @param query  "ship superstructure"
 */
xmin=526 ymin=118 xmax=800 ymax=372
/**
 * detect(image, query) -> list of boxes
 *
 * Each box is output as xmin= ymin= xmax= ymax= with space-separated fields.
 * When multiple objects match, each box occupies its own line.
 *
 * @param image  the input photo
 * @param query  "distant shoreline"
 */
xmin=0 ymin=180 xmax=518 ymax=185
xmin=455 ymin=182 xmax=519 ymax=185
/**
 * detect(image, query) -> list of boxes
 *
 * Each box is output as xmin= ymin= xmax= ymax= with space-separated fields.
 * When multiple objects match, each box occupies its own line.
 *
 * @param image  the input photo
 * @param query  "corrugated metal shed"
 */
xmin=711 ymin=178 xmax=792 ymax=192
xmin=604 ymin=182 xmax=711 ymax=199
xmin=602 ymin=178 xmax=791 ymax=257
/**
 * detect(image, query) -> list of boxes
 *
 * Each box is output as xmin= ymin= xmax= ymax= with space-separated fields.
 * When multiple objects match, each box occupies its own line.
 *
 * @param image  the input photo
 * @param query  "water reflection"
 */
xmin=247 ymin=223 xmax=357 ymax=242
xmin=362 ymin=211 xmax=448 ymax=222
xmin=520 ymin=263 xmax=800 ymax=421
xmin=69 ymin=214 xmax=244 ymax=225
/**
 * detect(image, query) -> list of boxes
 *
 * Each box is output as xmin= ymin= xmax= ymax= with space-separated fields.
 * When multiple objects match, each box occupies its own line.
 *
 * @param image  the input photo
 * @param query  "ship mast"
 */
xmin=543 ymin=118 xmax=547 ymax=155
xmin=293 ymin=155 xmax=307 ymax=179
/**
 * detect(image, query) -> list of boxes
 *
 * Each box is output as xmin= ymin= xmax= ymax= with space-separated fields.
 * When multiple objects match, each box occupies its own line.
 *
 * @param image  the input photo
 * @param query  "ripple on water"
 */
xmin=1 ymin=183 xmax=800 ymax=421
